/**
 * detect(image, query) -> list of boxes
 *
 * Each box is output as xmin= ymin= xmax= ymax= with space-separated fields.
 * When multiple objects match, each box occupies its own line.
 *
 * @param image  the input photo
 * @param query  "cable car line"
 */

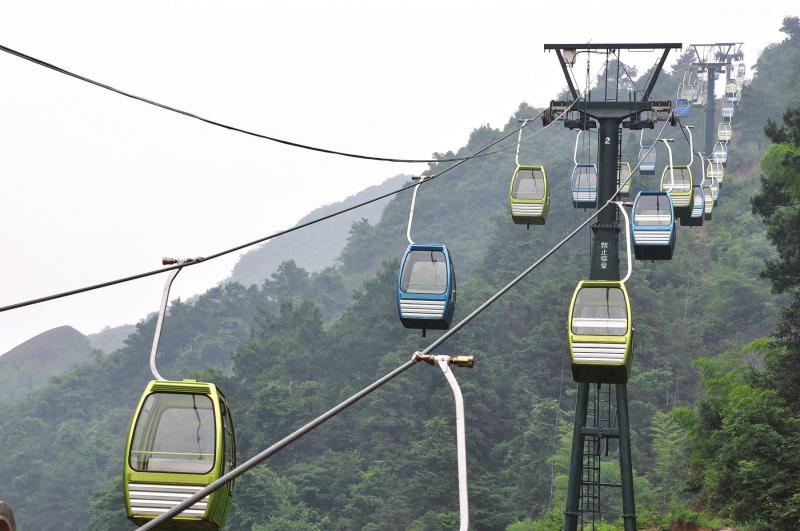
xmin=138 ymin=109 xmax=673 ymax=530
xmin=0 ymin=42 xmax=529 ymax=165
xmin=0 ymin=112 xmax=546 ymax=315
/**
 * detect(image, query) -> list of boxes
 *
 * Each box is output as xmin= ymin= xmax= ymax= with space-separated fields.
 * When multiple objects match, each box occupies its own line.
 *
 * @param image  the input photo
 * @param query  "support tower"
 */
xmin=543 ymin=42 xmax=681 ymax=531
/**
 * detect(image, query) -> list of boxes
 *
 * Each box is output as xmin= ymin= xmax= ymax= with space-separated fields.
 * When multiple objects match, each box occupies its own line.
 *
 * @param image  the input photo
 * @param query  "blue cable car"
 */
xmin=397 ymin=243 xmax=456 ymax=333
xmin=675 ymin=98 xmax=690 ymax=117
xmin=571 ymin=164 xmax=598 ymax=208
xmin=631 ymin=191 xmax=675 ymax=260
xmin=680 ymin=185 xmax=705 ymax=227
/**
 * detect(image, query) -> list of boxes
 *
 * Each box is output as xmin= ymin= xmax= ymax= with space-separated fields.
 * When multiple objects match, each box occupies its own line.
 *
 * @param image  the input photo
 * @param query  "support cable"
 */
xmin=0 ymin=42 xmax=525 ymax=165
xmin=136 ymin=106 xmax=673 ymax=531
xmin=0 ymin=106 xmax=566 ymax=314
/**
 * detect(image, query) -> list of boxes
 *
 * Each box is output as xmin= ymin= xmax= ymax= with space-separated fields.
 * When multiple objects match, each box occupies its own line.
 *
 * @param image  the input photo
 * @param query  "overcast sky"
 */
xmin=0 ymin=1 xmax=795 ymax=354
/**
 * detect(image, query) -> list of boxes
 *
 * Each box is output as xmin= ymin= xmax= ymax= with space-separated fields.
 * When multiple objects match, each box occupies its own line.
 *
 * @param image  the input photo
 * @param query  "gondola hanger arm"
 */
xmin=149 ymin=256 xmax=202 ymax=381
xmin=413 ymin=352 xmax=474 ymax=531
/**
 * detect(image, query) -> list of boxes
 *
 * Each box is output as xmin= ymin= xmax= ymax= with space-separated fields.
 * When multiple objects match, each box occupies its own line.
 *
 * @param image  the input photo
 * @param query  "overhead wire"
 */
xmin=0 ymin=114 xmax=540 ymax=314
xmin=0 ymin=42 xmax=510 ymax=165
xmin=0 ymin=99 xmax=590 ymax=315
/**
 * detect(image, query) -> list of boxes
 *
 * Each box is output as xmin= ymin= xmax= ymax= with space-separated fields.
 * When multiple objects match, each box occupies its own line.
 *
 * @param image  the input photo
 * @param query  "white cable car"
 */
xmin=617 ymin=161 xmax=633 ymax=195
xmin=721 ymin=101 xmax=735 ymax=119
xmin=637 ymin=129 xmax=657 ymax=176
xmin=712 ymin=142 xmax=728 ymax=166
xmin=571 ymin=130 xmax=598 ymax=208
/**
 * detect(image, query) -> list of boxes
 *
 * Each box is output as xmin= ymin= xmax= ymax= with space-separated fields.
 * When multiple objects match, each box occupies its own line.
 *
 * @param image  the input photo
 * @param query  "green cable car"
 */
xmin=509 ymin=165 xmax=549 ymax=225
xmin=509 ymin=121 xmax=548 ymax=225
xmin=568 ymin=280 xmax=633 ymax=384
xmin=124 ymin=260 xmax=236 ymax=530
xmin=125 ymin=380 xmax=235 ymax=530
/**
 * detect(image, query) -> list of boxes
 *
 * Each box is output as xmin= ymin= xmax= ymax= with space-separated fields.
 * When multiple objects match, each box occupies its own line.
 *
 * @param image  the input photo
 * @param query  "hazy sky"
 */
xmin=0 ymin=1 xmax=795 ymax=354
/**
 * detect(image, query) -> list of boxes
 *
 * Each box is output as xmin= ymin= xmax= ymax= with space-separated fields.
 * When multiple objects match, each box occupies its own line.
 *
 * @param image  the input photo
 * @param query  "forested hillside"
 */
xmin=230 ymin=174 xmax=408 ymax=288
xmin=0 ymin=21 xmax=797 ymax=531
xmin=0 ymin=326 xmax=96 ymax=404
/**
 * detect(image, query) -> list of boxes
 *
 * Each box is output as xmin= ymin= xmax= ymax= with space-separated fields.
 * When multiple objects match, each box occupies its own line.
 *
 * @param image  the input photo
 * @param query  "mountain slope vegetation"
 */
xmin=1 ymin=20 xmax=797 ymax=530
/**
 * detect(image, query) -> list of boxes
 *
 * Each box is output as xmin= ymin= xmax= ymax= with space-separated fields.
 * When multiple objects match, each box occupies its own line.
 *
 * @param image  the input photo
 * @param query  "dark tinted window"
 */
xmin=511 ymin=169 xmax=545 ymax=200
xmin=400 ymin=250 xmax=448 ymax=294
xmin=572 ymin=287 xmax=628 ymax=336
xmin=130 ymin=393 xmax=216 ymax=474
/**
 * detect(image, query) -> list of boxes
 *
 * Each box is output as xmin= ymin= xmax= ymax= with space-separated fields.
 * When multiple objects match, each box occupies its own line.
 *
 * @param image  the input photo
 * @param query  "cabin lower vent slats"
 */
xmin=571 ymin=342 xmax=627 ymax=363
xmin=511 ymin=204 xmax=544 ymax=216
xmin=128 ymin=483 xmax=208 ymax=517
xmin=400 ymin=299 xmax=445 ymax=319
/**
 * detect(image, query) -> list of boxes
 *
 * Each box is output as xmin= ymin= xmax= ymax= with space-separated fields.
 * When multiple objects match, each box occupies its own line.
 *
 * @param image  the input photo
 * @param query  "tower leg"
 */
xmin=616 ymin=383 xmax=636 ymax=530
xmin=563 ymin=383 xmax=589 ymax=530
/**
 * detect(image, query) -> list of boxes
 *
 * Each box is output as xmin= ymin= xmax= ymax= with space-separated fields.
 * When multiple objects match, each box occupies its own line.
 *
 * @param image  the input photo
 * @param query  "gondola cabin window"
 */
xmin=129 ymin=393 xmax=216 ymax=474
xmin=400 ymin=250 xmax=448 ymax=294
xmin=511 ymin=169 xmax=546 ymax=200
xmin=634 ymin=194 xmax=672 ymax=226
xmin=571 ymin=287 xmax=628 ymax=336
xmin=574 ymin=165 xmax=597 ymax=189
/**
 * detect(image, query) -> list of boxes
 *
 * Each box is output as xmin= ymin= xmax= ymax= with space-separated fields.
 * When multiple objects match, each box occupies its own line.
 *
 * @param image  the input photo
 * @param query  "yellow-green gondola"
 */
xmin=125 ymin=379 xmax=235 ymax=530
xmin=568 ymin=280 xmax=633 ymax=384
xmin=509 ymin=165 xmax=549 ymax=225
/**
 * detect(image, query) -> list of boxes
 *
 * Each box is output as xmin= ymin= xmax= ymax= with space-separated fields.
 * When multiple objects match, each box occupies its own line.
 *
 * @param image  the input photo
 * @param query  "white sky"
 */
xmin=0 ymin=1 xmax=794 ymax=353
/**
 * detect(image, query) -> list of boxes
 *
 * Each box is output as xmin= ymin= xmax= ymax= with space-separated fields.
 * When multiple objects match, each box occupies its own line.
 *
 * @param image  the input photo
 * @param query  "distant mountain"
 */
xmin=0 ymin=325 xmax=96 ymax=404
xmin=229 ymin=174 xmax=408 ymax=287
xmin=87 ymin=324 xmax=135 ymax=354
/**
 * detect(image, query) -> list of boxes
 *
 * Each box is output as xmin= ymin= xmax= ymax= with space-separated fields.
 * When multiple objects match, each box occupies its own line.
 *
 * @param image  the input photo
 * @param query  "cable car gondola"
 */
xmin=709 ymin=175 xmax=720 ymax=205
xmin=674 ymin=73 xmax=692 ymax=116
xmin=568 ymin=280 xmax=633 ymax=383
xmin=658 ymin=131 xmax=694 ymax=210
xmin=712 ymin=141 xmax=728 ymax=166
xmin=680 ymin=185 xmax=705 ymax=227
xmin=718 ymin=122 xmax=732 ymax=142
xmin=509 ymin=121 xmax=549 ymax=225
xmin=725 ymin=82 xmax=738 ymax=104
xmin=737 ymin=63 xmax=746 ymax=79
xmin=570 ymin=130 xmax=597 ymax=208
xmin=707 ymin=160 xmax=724 ymax=184
xmin=398 ymin=177 xmax=456 ymax=334
xmin=697 ymin=153 xmax=714 ymax=221
xmin=125 ymin=261 xmax=236 ymax=530
xmin=721 ymin=101 xmax=734 ymax=119
xmin=617 ymin=161 xmax=632 ymax=195
xmin=632 ymin=191 xmax=675 ymax=260
xmin=693 ymin=80 xmax=706 ymax=107
xmin=637 ymin=129 xmax=657 ymax=176
xmin=397 ymin=243 xmax=456 ymax=332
